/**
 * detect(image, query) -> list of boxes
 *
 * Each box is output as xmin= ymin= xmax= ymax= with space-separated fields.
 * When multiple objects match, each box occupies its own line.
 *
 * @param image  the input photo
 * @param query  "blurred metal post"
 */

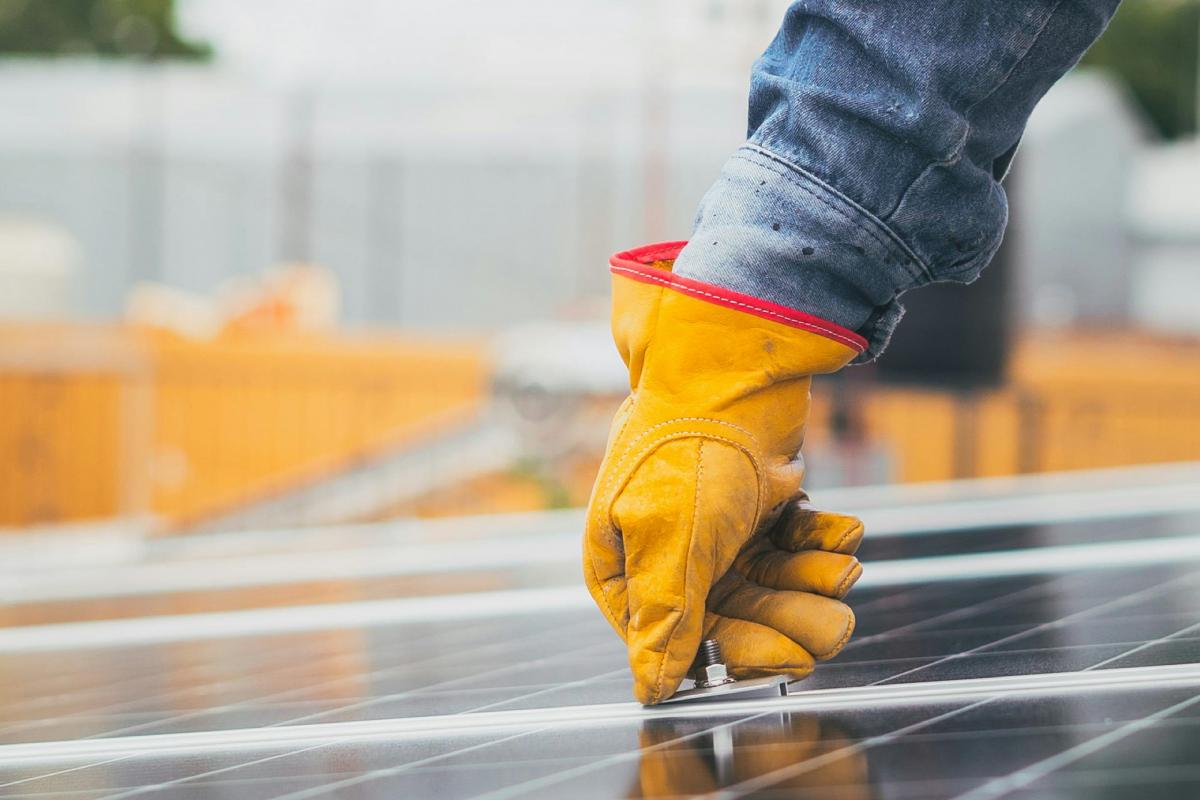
xmin=368 ymin=155 xmax=404 ymax=322
xmin=1016 ymin=390 xmax=1045 ymax=475
xmin=280 ymin=87 xmax=316 ymax=262
xmin=951 ymin=389 xmax=981 ymax=479
xmin=129 ymin=65 xmax=167 ymax=284
xmin=639 ymin=0 xmax=668 ymax=242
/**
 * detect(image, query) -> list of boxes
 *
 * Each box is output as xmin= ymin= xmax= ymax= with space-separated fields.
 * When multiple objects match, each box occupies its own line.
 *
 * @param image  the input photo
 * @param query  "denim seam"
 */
xmin=960 ymin=0 xmax=1067 ymax=119
xmin=733 ymin=152 xmax=926 ymax=290
xmin=734 ymin=151 xmax=925 ymax=293
xmin=739 ymin=145 xmax=923 ymax=281
xmin=882 ymin=124 xmax=970 ymax=222
xmin=882 ymin=1 xmax=1064 ymax=256
xmin=856 ymin=300 xmax=903 ymax=360
xmin=739 ymin=144 xmax=933 ymax=287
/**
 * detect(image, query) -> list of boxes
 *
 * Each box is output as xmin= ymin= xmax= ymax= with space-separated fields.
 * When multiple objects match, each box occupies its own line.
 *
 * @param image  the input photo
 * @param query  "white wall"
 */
xmin=0 ymin=18 xmax=1183 ymax=333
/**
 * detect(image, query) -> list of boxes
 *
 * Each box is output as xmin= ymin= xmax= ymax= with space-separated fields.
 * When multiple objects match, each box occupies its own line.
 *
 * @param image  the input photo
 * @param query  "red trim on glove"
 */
xmin=609 ymin=241 xmax=868 ymax=353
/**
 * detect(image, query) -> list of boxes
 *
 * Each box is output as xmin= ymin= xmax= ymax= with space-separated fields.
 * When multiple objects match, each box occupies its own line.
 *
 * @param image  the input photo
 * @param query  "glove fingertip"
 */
xmin=628 ymin=608 xmax=698 ymax=704
xmin=834 ymin=559 xmax=864 ymax=599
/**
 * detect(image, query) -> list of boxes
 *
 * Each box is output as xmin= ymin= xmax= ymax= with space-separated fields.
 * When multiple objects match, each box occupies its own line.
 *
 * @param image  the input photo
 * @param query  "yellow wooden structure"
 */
xmin=1 ymin=324 xmax=1197 ymax=528
xmin=808 ymin=331 xmax=1200 ymax=482
xmin=0 ymin=324 xmax=484 ymax=528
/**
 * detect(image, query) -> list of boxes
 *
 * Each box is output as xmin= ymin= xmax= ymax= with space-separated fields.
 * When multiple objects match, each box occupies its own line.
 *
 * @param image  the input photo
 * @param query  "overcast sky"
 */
xmin=180 ymin=0 xmax=649 ymax=86
xmin=177 ymin=0 xmax=781 ymax=89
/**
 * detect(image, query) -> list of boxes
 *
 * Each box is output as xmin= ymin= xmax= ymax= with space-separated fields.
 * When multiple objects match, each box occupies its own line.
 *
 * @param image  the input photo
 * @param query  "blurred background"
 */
xmin=0 ymin=0 xmax=1198 ymax=537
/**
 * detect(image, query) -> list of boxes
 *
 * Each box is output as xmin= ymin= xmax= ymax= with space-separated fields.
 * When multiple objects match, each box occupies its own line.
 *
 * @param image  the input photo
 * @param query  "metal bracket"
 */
xmin=651 ymin=640 xmax=790 ymax=706
xmin=655 ymin=673 xmax=789 ymax=705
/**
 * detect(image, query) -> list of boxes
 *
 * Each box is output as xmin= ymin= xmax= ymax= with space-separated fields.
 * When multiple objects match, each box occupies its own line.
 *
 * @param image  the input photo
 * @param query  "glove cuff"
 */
xmin=610 ymin=241 xmax=868 ymax=355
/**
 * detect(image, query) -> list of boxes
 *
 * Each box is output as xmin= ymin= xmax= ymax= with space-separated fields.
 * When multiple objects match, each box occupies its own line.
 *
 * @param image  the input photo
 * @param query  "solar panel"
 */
xmin=2 ymin=467 xmax=1200 ymax=798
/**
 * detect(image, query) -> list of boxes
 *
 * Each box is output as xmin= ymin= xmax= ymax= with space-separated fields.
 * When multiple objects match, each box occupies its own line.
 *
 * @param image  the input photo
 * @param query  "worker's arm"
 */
xmin=674 ymin=0 xmax=1121 ymax=361
xmin=585 ymin=243 xmax=865 ymax=704
xmin=586 ymin=1 xmax=1121 ymax=704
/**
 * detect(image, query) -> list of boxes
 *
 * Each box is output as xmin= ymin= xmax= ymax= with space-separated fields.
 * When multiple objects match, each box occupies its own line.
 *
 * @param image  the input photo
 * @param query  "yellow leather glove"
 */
xmin=584 ymin=241 xmax=869 ymax=704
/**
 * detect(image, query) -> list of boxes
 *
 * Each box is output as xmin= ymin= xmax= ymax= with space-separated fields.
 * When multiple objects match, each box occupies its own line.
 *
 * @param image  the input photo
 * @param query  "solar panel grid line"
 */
xmin=742 ymin=674 xmax=1200 ymax=798
xmin=0 ymin=461 xmax=1180 ymax=579
xmin=103 ymin=770 xmax=352 ymax=799
xmin=0 ymin=656 xmax=351 ymax=737
xmin=252 ymin=640 xmax=618 ymax=731
xmin=44 ymin=620 xmax=614 ymax=743
xmin=77 ymin=730 xmax=546 ymax=800
xmin=4 ymin=668 xmax=510 ymax=747
xmin=0 ymin=614 xmax=560 ymax=741
xmin=4 ymin=657 xmax=633 ymax=767
xmin=463 ymin=709 xmax=792 ymax=800
xmin=966 ymin=763 xmax=1200 ymax=797
xmin=10 ymin=478 xmax=1200 ymax=608
xmin=239 ymin=729 xmax=551 ymax=800
xmin=716 ymin=591 xmax=1200 ymax=798
xmin=0 ymin=561 xmax=1176 ymax=752
xmin=3 ymin=630 xmax=605 ymax=746
xmin=1083 ymin=618 xmax=1200 ymax=672
xmin=869 ymin=566 xmax=1200 ymax=686
xmin=751 ymin=575 xmax=1095 ymax=686
xmin=7 ymin=664 xmax=1200 ymax=768
xmin=3 ymin=701 xmax=333 ymax=748
xmin=693 ymin=702 xmax=994 ymax=800
xmin=51 ymin=710 xmax=1185 ymax=800
xmin=0 ymin=614 xmax=507 ymax=725
xmin=89 ymin=740 xmax=352 ymax=800
xmin=460 ymin=668 xmax=629 ymax=715
xmin=0 ymin=464 xmax=1158 ymax=571
xmin=0 ymin=753 xmax=134 ymax=793
xmin=860 ymin=533 xmax=1200 ymax=587
xmin=0 ymin=572 xmax=1024 ymax=747
xmin=7 ymin=489 xmax=1200 ymax=798
xmin=855 ymin=482 xmax=1200 ymax=539
xmin=453 ymin=568 xmax=1200 ymax=798
xmin=835 ymin=634 xmax=1200 ymax=681
xmin=590 ymin=692 xmax=1194 ymax=800
xmin=813 ymin=463 xmax=1200 ymax=508
xmin=468 ymin=694 xmax=1046 ymax=800
xmin=137 ymin=509 xmax=582 ymax=562
xmin=23 ymin=712 xmax=1183 ymax=800
xmin=4 ymin=699 xmax=1195 ymax=800
xmin=2 ymin=532 xmax=1179 ymax=657
xmin=7 ymin=665 xmax=1200 ymax=800
xmin=0 ymin=586 xmax=595 ymax=653
xmin=2 ymin=587 xmax=1190 ymax=762
xmin=854 ymin=623 xmax=1200 ymax=676
xmin=633 ymin=643 xmax=1200 ymax=800
xmin=845 ymin=577 xmax=1054 ymax=647
xmin=949 ymin=692 xmax=1200 ymax=800
xmin=0 ymin=532 xmax=582 ymax=605
xmin=12 ymin=515 xmax=1184 ymax=640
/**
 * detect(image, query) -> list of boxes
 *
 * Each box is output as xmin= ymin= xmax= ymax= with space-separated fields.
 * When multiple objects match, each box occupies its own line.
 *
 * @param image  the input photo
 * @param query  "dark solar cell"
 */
xmin=2 ymin=484 xmax=1200 ymax=798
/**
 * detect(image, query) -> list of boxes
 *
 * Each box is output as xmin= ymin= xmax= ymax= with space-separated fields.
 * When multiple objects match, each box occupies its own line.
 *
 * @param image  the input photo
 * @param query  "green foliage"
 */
xmin=1082 ymin=0 xmax=1200 ymax=138
xmin=0 ymin=0 xmax=209 ymax=59
xmin=510 ymin=458 xmax=573 ymax=510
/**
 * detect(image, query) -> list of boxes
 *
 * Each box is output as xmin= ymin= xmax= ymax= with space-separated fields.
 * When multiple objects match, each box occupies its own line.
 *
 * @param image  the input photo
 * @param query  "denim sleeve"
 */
xmin=672 ymin=0 xmax=1121 ymax=361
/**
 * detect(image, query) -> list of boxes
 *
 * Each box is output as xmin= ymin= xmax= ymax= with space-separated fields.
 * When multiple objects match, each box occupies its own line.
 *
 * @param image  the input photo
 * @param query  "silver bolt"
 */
xmin=693 ymin=639 xmax=736 ymax=688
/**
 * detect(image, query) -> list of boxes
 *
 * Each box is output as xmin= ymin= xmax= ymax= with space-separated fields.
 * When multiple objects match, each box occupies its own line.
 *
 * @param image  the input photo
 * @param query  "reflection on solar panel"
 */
xmin=2 ymin=464 xmax=1200 ymax=798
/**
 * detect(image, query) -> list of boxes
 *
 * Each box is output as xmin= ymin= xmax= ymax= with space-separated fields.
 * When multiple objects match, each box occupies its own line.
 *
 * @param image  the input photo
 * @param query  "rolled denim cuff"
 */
xmin=673 ymin=144 xmax=933 ymax=363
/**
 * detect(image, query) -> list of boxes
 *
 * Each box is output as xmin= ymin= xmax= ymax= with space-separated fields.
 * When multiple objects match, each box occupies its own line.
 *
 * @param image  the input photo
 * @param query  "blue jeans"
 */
xmin=673 ymin=0 xmax=1120 ymax=361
